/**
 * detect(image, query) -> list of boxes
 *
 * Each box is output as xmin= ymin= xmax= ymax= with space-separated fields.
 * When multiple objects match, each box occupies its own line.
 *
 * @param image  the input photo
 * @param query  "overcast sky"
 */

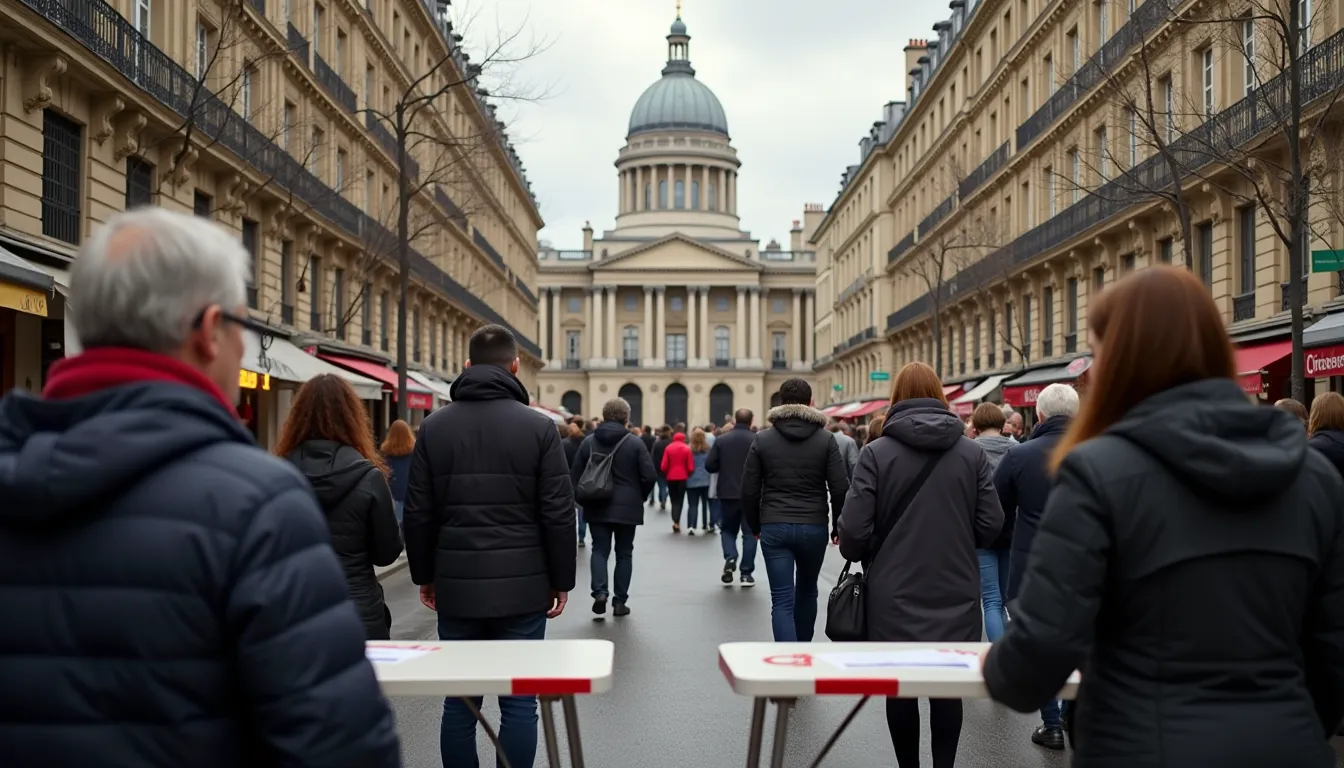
xmin=459 ymin=0 xmax=948 ymax=250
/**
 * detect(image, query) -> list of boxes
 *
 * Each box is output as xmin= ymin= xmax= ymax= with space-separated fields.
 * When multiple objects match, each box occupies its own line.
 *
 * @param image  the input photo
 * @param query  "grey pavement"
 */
xmin=383 ymin=499 xmax=1075 ymax=768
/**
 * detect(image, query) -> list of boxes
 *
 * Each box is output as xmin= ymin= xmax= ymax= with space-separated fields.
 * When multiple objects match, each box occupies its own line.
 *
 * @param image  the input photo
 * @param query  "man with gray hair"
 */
xmin=992 ymin=381 xmax=1080 ymax=750
xmin=0 ymin=208 xmax=400 ymax=766
xmin=827 ymin=420 xmax=860 ymax=479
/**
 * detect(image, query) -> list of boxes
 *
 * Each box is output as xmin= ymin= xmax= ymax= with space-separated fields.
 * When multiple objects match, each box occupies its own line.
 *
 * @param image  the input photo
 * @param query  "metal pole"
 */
xmin=460 ymin=697 xmax=511 ymax=768
xmin=806 ymin=696 xmax=870 ymax=768
xmin=539 ymin=696 xmax=562 ymax=768
xmin=768 ymin=698 xmax=795 ymax=768
xmin=561 ymin=694 xmax=586 ymax=768
xmin=745 ymin=697 xmax=767 ymax=768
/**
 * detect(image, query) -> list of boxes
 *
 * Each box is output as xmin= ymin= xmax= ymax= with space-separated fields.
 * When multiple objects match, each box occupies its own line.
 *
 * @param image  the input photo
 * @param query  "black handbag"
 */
xmin=825 ymin=449 xmax=947 ymax=642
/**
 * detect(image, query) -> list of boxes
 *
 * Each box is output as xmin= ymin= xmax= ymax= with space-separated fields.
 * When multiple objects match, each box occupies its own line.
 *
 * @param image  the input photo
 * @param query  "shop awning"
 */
xmin=1235 ymin=340 xmax=1292 ymax=395
xmin=319 ymin=353 xmax=435 ymax=410
xmin=821 ymin=403 xmax=846 ymax=416
xmin=530 ymin=405 xmax=567 ymax=424
xmin=834 ymin=398 xmax=887 ymax=419
xmin=409 ymin=370 xmax=454 ymax=404
xmin=0 ymin=245 xmax=53 ymax=317
xmin=950 ymin=374 xmax=1011 ymax=415
xmin=942 ymin=384 xmax=965 ymax=399
xmin=1305 ymin=312 xmax=1344 ymax=348
xmin=1001 ymin=358 xmax=1092 ymax=407
xmin=242 ymin=332 xmax=384 ymax=400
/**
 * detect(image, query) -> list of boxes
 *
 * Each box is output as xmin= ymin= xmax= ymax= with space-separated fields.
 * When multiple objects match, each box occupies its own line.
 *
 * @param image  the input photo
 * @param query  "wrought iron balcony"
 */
xmin=563 ymin=359 xmax=582 ymax=370
xmin=835 ymin=269 xmax=872 ymax=306
xmin=621 ymin=358 xmax=641 ymax=368
xmin=887 ymin=231 xmax=916 ymax=266
xmin=472 ymin=230 xmax=506 ymax=271
xmin=918 ymin=194 xmax=957 ymax=238
xmin=435 ymin=186 xmax=467 ymax=228
xmin=959 ymin=141 xmax=1010 ymax=200
xmin=364 ymin=111 xmax=398 ymax=161
xmin=538 ymin=250 xmax=593 ymax=261
xmin=514 ymin=276 xmax=537 ymax=306
xmin=1233 ymin=292 xmax=1257 ymax=321
xmin=286 ymin=23 xmax=309 ymax=68
xmin=313 ymin=53 xmax=356 ymax=113
xmin=1282 ymin=278 xmax=1308 ymax=312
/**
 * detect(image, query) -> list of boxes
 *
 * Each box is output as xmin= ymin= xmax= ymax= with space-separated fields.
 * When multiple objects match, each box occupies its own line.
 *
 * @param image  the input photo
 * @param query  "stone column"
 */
xmin=792 ymin=288 xmax=803 ymax=364
xmin=635 ymin=167 xmax=643 ymax=211
xmin=606 ymin=286 xmax=618 ymax=364
xmin=686 ymin=287 xmax=698 ymax=363
xmin=656 ymin=287 xmax=667 ymax=364
xmin=589 ymin=286 xmax=602 ymax=360
xmin=718 ymin=168 xmax=726 ymax=212
xmin=550 ymin=294 xmax=561 ymax=367
xmin=702 ymin=166 xmax=711 ymax=210
xmin=643 ymin=286 xmax=654 ymax=363
xmin=698 ymin=286 xmax=710 ymax=365
xmin=728 ymin=172 xmax=736 ymax=215
xmin=618 ymin=172 xmax=627 ymax=214
xmin=735 ymin=286 xmax=748 ymax=359
xmin=749 ymin=287 xmax=762 ymax=360
xmin=803 ymin=290 xmax=814 ymax=363
xmin=538 ymin=288 xmax=549 ymax=363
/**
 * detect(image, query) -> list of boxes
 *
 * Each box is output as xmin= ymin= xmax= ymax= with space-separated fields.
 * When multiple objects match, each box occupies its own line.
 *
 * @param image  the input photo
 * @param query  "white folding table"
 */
xmin=368 ymin=639 xmax=614 ymax=768
xmin=718 ymin=642 xmax=1080 ymax=768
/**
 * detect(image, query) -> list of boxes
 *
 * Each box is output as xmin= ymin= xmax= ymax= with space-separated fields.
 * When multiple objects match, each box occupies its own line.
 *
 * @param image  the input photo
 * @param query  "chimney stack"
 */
xmin=904 ymin=39 xmax=928 ymax=91
xmin=582 ymin=221 xmax=594 ymax=253
xmin=790 ymin=219 xmax=803 ymax=252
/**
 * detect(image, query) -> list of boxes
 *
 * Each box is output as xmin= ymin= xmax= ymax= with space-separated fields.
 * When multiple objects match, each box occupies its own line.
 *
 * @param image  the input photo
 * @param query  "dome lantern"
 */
xmin=626 ymin=9 xmax=729 ymax=138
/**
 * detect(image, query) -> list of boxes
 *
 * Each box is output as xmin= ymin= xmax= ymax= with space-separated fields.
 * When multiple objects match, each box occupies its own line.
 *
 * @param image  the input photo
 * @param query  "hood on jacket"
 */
xmin=285 ymin=440 xmax=376 ymax=509
xmin=766 ymin=403 xmax=828 ymax=442
xmin=1312 ymin=429 xmax=1344 ymax=450
xmin=975 ymin=434 xmax=1017 ymax=466
xmin=672 ymin=433 xmax=687 ymax=443
xmin=594 ymin=420 xmax=633 ymax=447
xmin=1108 ymin=377 xmax=1306 ymax=503
xmin=882 ymin=398 xmax=965 ymax=451
xmin=0 ymin=384 xmax=254 ymax=527
xmin=448 ymin=364 xmax=529 ymax=404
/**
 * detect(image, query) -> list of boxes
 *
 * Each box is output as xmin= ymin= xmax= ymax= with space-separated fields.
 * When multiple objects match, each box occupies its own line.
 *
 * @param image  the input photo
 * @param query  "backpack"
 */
xmin=576 ymin=433 xmax=632 ymax=504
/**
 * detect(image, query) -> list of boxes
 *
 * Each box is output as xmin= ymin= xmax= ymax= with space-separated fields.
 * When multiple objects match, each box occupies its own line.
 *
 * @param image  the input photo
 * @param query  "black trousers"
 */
xmin=886 ymin=697 xmax=963 ymax=768
xmin=667 ymin=480 xmax=687 ymax=525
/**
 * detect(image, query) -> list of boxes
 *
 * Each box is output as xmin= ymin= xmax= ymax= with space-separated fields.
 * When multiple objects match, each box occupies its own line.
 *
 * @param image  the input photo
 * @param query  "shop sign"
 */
xmin=1066 ymin=357 xmax=1092 ymax=377
xmin=869 ymin=371 xmax=890 ymax=382
xmin=407 ymin=392 xmax=435 ymax=410
xmin=0 ymin=282 xmax=47 ymax=317
xmin=1003 ymin=386 xmax=1043 ymax=407
xmin=239 ymin=369 xmax=271 ymax=390
xmin=1306 ymin=344 xmax=1344 ymax=379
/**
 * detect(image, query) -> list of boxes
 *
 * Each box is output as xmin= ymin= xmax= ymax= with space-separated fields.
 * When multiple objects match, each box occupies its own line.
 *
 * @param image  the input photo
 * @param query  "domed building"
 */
xmin=534 ymin=12 xmax=823 ymax=426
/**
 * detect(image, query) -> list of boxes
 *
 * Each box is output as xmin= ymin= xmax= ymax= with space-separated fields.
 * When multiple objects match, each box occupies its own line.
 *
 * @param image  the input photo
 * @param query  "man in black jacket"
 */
xmin=649 ymin=425 xmax=672 ymax=509
xmin=742 ymin=379 xmax=850 ymax=642
xmin=706 ymin=408 xmax=759 ymax=587
xmin=405 ymin=325 xmax=575 ymax=768
xmin=570 ymin=398 xmax=657 ymax=616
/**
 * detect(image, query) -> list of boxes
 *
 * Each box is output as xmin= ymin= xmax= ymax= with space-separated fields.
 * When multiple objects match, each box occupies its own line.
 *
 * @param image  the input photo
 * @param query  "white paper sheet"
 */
xmin=366 ymin=644 xmax=439 ymax=665
xmin=818 ymin=649 xmax=980 ymax=670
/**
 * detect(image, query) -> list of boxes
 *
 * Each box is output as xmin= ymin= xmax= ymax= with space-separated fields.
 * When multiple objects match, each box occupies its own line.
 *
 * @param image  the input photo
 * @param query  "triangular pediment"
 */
xmin=589 ymin=234 xmax=763 ymax=272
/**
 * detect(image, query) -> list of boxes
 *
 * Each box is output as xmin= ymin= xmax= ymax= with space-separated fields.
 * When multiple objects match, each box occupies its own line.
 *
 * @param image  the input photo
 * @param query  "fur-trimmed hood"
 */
xmin=766 ymin=403 xmax=828 ymax=442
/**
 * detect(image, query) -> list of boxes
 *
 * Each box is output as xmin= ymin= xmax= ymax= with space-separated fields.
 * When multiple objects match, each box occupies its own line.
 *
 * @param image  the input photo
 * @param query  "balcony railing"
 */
xmin=563 ymin=359 xmax=582 ymax=370
xmin=435 ymin=186 xmax=467 ymax=228
xmin=887 ymin=231 xmax=916 ymax=266
xmin=958 ymin=141 xmax=1010 ymax=200
xmin=1282 ymin=278 xmax=1308 ymax=312
xmin=286 ymin=23 xmax=309 ymax=68
xmin=365 ymin=111 xmax=398 ymax=161
xmin=836 ymin=269 xmax=872 ymax=306
xmin=473 ymin=230 xmax=506 ymax=271
xmin=834 ymin=326 xmax=877 ymax=355
xmin=514 ymin=276 xmax=537 ymax=306
xmin=313 ymin=52 xmax=356 ymax=113
xmin=538 ymin=250 xmax=593 ymax=261
xmin=1233 ymin=292 xmax=1257 ymax=321
xmin=759 ymin=250 xmax=816 ymax=262
xmin=918 ymin=193 xmax=957 ymax=238
xmin=888 ymin=25 xmax=1344 ymax=335
xmin=668 ymin=359 xmax=688 ymax=369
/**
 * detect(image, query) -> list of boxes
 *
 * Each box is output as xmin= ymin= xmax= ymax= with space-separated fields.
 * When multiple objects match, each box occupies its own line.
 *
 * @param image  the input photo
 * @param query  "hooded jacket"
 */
xmin=741 ymin=404 xmax=850 ymax=535
xmin=660 ymin=433 xmax=694 ymax=482
xmin=984 ymin=378 xmax=1344 ymax=768
xmin=1309 ymin=428 xmax=1344 ymax=480
xmin=651 ymin=435 xmax=672 ymax=478
xmin=569 ymin=420 xmax=657 ymax=526
xmin=705 ymin=421 xmax=755 ymax=499
xmin=404 ymin=364 xmax=576 ymax=619
xmin=0 ymin=351 xmax=399 ymax=768
xmin=285 ymin=440 xmax=402 ymax=640
xmin=974 ymin=433 xmax=1017 ymax=550
xmin=993 ymin=414 xmax=1071 ymax=599
xmin=838 ymin=399 xmax=1003 ymax=642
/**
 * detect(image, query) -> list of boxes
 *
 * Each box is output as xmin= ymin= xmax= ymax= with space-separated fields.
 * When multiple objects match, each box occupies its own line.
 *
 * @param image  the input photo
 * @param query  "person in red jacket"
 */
xmin=660 ymin=432 xmax=695 ymax=533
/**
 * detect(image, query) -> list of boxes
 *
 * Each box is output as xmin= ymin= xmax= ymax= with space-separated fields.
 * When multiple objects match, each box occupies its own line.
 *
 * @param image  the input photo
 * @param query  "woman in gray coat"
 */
xmin=839 ymin=363 xmax=1004 ymax=768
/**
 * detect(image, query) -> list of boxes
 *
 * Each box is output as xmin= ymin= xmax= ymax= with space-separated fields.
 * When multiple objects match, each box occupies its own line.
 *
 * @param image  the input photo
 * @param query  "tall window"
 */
xmin=566 ymin=330 xmax=581 ymax=362
xmin=1161 ymin=76 xmax=1175 ymax=142
xmin=1042 ymin=286 xmax=1054 ymax=355
xmin=194 ymin=190 xmax=212 ymax=217
xmin=365 ymin=171 xmax=374 ymax=210
xmin=336 ymin=149 xmax=347 ymax=190
xmin=1003 ymin=302 xmax=1014 ymax=363
xmin=281 ymin=241 xmax=295 ymax=324
xmin=771 ymin=332 xmax=787 ymax=363
xmin=1159 ymin=237 xmax=1173 ymax=263
xmin=1299 ymin=0 xmax=1311 ymax=53
xmin=1201 ymin=48 xmax=1215 ymax=117
xmin=195 ymin=22 xmax=208 ymax=79
xmin=714 ymin=326 xmax=730 ymax=362
xmin=1128 ymin=110 xmax=1138 ymax=167
xmin=242 ymin=218 xmax=259 ymax=307
xmin=958 ymin=324 xmax=967 ymax=373
xmin=361 ymin=281 xmax=373 ymax=345
xmin=335 ymin=30 xmax=346 ymax=76
xmin=1068 ymin=27 xmax=1079 ymax=72
xmin=429 ymin=321 xmax=437 ymax=367
xmin=282 ymin=102 xmax=295 ymax=152
xmin=972 ymin=318 xmax=982 ymax=370
xmin=1238 ymin=204 xmax=1256 ymax=295
xmin=644 ymin=183 xmax=651 ymax=210
xmin=1093 ymin=266 xmax=1106 ymax=293
xmin=309 ymin=256 xmax=324 ymax=331
xmin=333 ymin=267 xmax=346 ymax=340
xmin=1096 ymin=125 xmax=1109 ymax=181
xmin=1069 ymin=148 xmax=1081 ymax=203
xmin=1046 ymin=165 xmax=1057 ymax=216
xmin=1097 ymin=0 xmax=1108 ymax=44
xmin=1066 ymin=277 xmax=1078 ymax=335
xmin=1242 ymin=17 xmax=1256 ymax=94
xmin=1122 ymin=252 xmax=1136 ymax=273
xmin=313 ymin=3 xmax=323 ymax=53
xmin=1022 ymin=295 xmax=1032 ymax=351
xmin=667 ymin=333 xmax=687 ymax=365
xmin=125 ymin=157 xmax=154 ymax=208
xmin=708 ymin=182 xmax=718 ymax=211
xmin=674 ymin=179 xmax=685 ymax=209
xmin=135 ymin=0 xmax=151 ymax=36
xmin=309 ymin=127 xmax=323 ymax=174
xmin=987 ymin=311 xmax=997 ymax=367
xmin=1045 ymin=53 xmax=1055 ymax=96
xmin=1197 ymin=221 xmax=1214 ymax=286
xmin=691 ymin=180 xmax=701 ymax=209
xmin=658 ymin=180 xmax=668 ymax=209
xmin=41 ymin=110 xmax=82 ymax=245
xmin=412 ymin=306 xmax=421 ymax=362
xmin=240 ymin=67 xmax=253 ymax=119
xmin=622 ymin=326 xmax=639 ymax=362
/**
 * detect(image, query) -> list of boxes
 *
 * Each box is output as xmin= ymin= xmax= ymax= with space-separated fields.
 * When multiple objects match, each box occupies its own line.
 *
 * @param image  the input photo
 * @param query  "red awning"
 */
xmin=942 ymin=384 xmax=963 ymax=397
xmin=1235 ymin=340 xmax=1292 ymax=395
xmin=839 ymin=400 xmax=887 ymax=420
xmin=953 ymin=400 xmax=975 ymax=417
xmin=318 ymin=354 xmax=435 ymax=410
xmin=821 ymin=404 xmax=845 ymax=416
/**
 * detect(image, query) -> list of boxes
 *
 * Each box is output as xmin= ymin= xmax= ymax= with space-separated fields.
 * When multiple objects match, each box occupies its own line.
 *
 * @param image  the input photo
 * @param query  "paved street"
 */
xmin=383 ymin=500 xmax=1072 ymax=767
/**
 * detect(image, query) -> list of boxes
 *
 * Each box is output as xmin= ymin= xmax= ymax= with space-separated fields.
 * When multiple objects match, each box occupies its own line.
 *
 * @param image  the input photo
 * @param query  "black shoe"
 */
xmin=1031 ymin=725 xmax=1065 ymax=750
xmin=688 ymin=529 xmax=696 ymax=536
xmin=740 ymin=573 xmax=755 ymax=588
xmin=592 ymin=596 xmax=608 ymax=616
xmin=722 ymin=558 xmax=737 ymax=584
xmin=612 ymin=602 xmax=630 ymax=617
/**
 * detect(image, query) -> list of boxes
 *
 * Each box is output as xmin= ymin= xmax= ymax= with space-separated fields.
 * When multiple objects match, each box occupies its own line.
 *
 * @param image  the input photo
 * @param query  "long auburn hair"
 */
xmin=1050 ymin=266 xmax=1236 ymax=471
xmin=275 ymin=373 xmax=389 ymax=476
xmin=890 ymin=362 xmax=949 ymax=407
xmin=689 ymin=427 xmax=710 ymax=454
xmin=1309 ymin=392 xmax=1344 ymax=436
xmin=380 ymin=419 xmax=415 ymax=457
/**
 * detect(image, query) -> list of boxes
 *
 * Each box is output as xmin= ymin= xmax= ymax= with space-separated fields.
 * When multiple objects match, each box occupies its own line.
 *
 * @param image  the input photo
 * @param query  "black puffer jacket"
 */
xmin=569 ymin=421 xmax=657 ymax=526
xmin=741 ymin=404 xmax=849 ymax=536
xmin=651 ymin=436 xmax=671 ymax=477
xmin=992 ymin=415 xmax=1071 ymax=601
xmin=1309 ymin=428 xmax=1344 ymax=479
xmin=286 ymin=440 xmax=402 ymax=640
xmin=984 ymin=378 xmax=1344 ymax=767
xmin=705 ymin=421 xmax=755 ymax=499
xmin=0 ymin=380 xmax=399 ymax=767
xmin=404 ymin=364 xmax=576 ymax=619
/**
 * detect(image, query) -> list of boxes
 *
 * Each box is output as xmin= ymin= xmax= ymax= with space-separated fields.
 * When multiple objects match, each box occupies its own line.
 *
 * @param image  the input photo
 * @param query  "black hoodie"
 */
xmin=285 ymin=439 xmax=402 ymax=640
xmin=985 ymin=378 xmax=1344 ymax=767
xmin=741 ymin=403 xmax=850 ymax=535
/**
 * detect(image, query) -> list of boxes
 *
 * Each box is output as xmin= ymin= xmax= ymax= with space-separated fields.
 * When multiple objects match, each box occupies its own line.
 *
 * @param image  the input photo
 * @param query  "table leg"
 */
xmin=561 ymin=695 xmax=586 ymax=768
xmin=745 ymin=697 xmax=767 ymax=768
xmin=540 ymin=696 xmax=562 ymax=768
xmin=768 ymin=698 xmax=796 ymax=768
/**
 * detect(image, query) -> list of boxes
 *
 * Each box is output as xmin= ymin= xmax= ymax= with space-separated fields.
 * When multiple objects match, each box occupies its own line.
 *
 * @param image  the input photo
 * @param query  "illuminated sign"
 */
xmin=0 ymin=282 xmax=48 ymax=317
xmin=239 ymin=369 xmax=271 ymax=390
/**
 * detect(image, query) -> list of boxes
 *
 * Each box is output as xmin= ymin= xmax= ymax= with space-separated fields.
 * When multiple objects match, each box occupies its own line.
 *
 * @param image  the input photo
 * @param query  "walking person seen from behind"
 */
xmin=1307 ymin=392 xmax=1344 ymax=479
xmin=650 ymin=425 xmax=672 ymax=509
xmin=743 ymin=378 xmax=850 ymax=642
xmin=277 ymin=374 xmax=404 ymax=641
xmin=983 ymin=266 xmax=1344 ymax=767
xmin=838 ymin=362 xmax=1003 ymax=768
xmin=569 ymin=397 xmax=657 ymax=617
xmin=967 ymin=402 xmax=1017 ymax=648
xmin=561 ymin=422 xmax=588 ymax=547
xmin=404 ymin=325 xmax=576 ymax=768
xmin=661 ymin=429 xmax=695 ymax=533
xmin=381 ymin=418 xmax=416 ymax=524
xmin=706 ymin=409 xmax=759 ymax=587
xmin=686 ymin=427 xmax=713 ymax=535
xmin=0 ymin=208 xmax=399 ymax=767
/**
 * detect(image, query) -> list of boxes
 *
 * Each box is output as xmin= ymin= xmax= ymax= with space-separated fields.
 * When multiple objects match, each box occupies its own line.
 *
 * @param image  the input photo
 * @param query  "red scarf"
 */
xmin=44 ymin=347 xmax=238 ymax=415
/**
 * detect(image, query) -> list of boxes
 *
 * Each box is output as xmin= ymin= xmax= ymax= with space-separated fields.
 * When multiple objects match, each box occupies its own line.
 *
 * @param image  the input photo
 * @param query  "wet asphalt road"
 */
xmin=382 ymin=499 xmax=1077 ymax=768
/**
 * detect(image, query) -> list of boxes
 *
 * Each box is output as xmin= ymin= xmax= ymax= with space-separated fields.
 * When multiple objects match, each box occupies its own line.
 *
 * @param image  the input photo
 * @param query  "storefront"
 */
xmin=1000 ymin=357 xmax=1093 ymax=430
xmin=0 ymin=247 xmax=57 ymax=395
xmin=409 ymin=370 xmax=455 ymax=410
xmin=829 ymin=397 xmax=887 ymax=422
xmin=1234 ymin=339 xmax=1292 ymax=399
xmin=1304 ymin=312 xmax=1344 ymax=398
xmin=950 ymin=373 xmax=1011 ymax=417
xmin=317 ymin=352 xmax=435 ymax=433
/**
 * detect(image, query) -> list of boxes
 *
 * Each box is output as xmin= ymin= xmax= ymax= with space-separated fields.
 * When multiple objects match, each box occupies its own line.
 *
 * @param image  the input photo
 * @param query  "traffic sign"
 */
xmin=869 ymin=371 xmax=890 ymax=382
xmin=1312 ymin=249 xmax=1344 ymax=273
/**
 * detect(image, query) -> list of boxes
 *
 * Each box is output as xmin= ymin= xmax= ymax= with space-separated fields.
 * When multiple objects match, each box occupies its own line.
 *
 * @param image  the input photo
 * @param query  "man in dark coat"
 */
xmin=405 ymin=324 xmax=575 ymax=768
xmin=569 ymin=398 xmax=657 ymax=616
xmin=640 ymin=424 xmax=656 ymax=453
xmin=0 ymin=207 xmax=399 ymax=767
xmin=649 ymin=425 xmax=672 ymax=509
xmin=992 ymin=382 xmax=1078 ymax=750
xmin=742 ymin=379 xmax=850 ymax=641
xmin=706 ymin=409 xmax=759 ymax=586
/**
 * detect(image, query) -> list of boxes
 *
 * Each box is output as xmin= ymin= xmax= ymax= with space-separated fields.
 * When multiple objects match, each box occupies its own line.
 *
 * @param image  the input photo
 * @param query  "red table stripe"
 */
xmin=512 ymin=678 xmax=592 ymax=696
xmin=815 ymin=678 xmax=900 ymax=696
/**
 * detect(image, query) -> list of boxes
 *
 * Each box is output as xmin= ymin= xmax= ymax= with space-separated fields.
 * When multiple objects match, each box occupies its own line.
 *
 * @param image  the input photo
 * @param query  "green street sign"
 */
xmin=869 ymin=371 xmax=891 ymax=382
xmin=1312 ymin=249 xmax=1344 ymax=273
xmin=832 ymin=383 xmax=843 ymax=392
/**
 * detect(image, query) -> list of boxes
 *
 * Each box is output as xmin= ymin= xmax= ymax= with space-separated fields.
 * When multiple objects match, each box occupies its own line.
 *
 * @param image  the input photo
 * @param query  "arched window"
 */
xmin=621 ymin=325 xmax=640 ymax=364
xmin=691 ymin=180 xmax=700 ymax=209
xmin=644 ymin=183 xmax=651 ymax=210
xmin=713 ymin=326 xmax=731 ymax=364
xmin=658 ymin=180 xmax=668 ymax=209
xmin=708 ymin=181 xmax=718 ymax=211
xmin=674 ymin=180 xmax=685 ymax=209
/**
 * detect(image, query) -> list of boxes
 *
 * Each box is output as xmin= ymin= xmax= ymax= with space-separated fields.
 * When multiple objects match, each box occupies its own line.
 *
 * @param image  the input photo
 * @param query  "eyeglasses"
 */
xmin=191 ymin=306 xmax=275 ymax=342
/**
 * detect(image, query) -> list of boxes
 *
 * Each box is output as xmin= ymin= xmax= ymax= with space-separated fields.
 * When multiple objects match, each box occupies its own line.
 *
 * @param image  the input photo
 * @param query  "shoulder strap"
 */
xmin=604 ymin=433 xmax=631 ymax=456
xmin=869 ymin=449 xmax=949 ymax=562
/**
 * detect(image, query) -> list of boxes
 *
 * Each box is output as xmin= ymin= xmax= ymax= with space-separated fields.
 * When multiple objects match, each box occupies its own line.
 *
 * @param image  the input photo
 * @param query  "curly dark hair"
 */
xmin=275 ymin=373 xmax=388 ymax=475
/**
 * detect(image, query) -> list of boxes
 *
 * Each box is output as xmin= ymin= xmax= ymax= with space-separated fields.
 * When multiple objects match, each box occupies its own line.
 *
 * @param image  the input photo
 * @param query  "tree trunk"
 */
xmin=1287 ymin=0 xmax=1307 ymax=403
xmin=395 ymin=105 xmax=410 ymax=422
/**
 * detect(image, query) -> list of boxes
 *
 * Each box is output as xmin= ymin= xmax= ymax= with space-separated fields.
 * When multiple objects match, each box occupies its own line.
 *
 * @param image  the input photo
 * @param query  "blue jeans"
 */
xmin=576 ymin=506 xmax=586 ymax=542
xmin=393 ymin=500 xmax=404 ymax=524
xmin=437 ymin=611 xmax=547 ymax=768
xmin=686 ymin=486 xmax=710 ymax=528
xmin=977 ymin=548 xmax=1010 ymax=642
xmin=709 ymin=498 xmax=723 ymax=528
xmin=650 ymin=478 xmax=669 ymax=504
xmin=718 ymin=499 xmax=756 ymax=575
xmin=760 ymin=522 xmax=829 ymax=642
xmin=589 ymin=521 xmax=636 ymax=602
